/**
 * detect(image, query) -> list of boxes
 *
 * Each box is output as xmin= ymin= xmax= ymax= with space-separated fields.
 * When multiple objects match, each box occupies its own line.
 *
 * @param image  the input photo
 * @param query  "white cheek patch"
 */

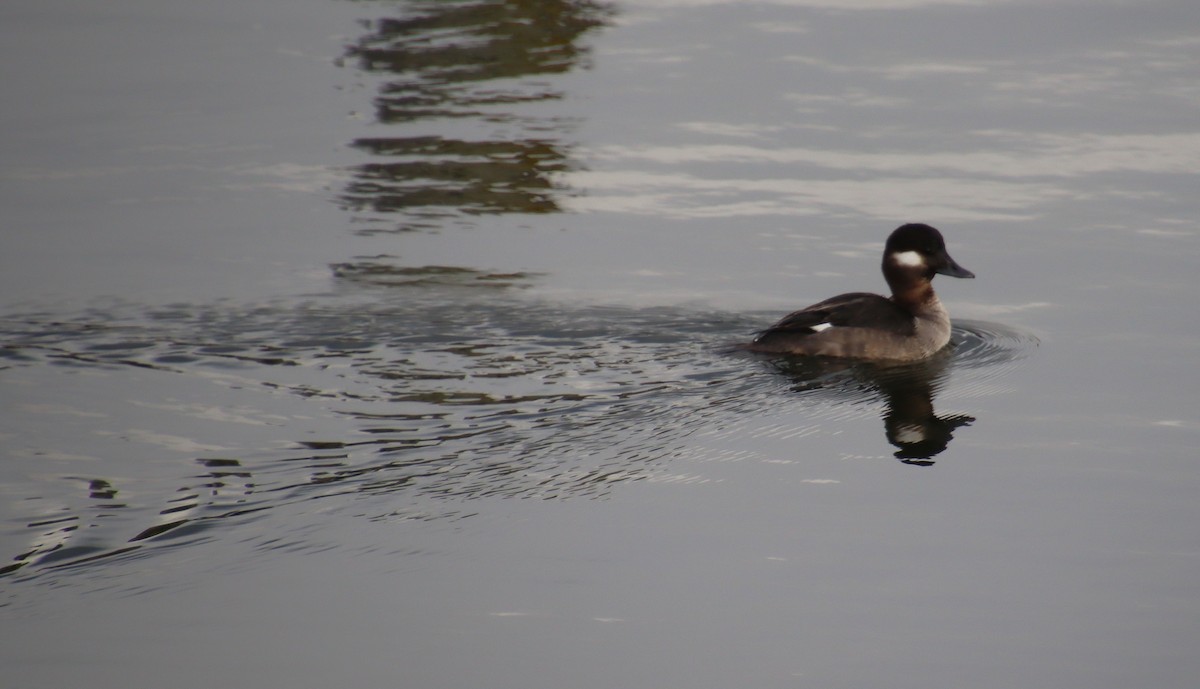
xmin=891 ymin=250 xmax=925 ymax=268
xmin=895 ymin=424 xmax=927 ymax=443
xmin=809 ymin=322 xmax=833 ymax=333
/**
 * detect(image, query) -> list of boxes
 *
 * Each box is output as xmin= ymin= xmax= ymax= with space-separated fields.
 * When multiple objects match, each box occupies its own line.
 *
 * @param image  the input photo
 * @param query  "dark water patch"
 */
xmin=34 ymin=544 xmax=143 ymax=570
xmin=332 ymin=258 xmax=542 ymax=288
xmin=82 ymin=340 xmax=157 ymax=353
xmin=152 ymin=353 xmax=201 ymax=364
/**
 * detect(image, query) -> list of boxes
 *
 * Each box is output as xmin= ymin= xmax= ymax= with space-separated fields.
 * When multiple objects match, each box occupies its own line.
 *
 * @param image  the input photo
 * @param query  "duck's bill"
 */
xmin=936 ymin=254 xmax=975 ymax=279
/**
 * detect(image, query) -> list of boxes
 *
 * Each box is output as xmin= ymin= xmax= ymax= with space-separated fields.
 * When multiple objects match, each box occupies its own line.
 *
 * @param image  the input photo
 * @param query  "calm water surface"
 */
xmin=3 ymin=1 xmax=1200 ymax=688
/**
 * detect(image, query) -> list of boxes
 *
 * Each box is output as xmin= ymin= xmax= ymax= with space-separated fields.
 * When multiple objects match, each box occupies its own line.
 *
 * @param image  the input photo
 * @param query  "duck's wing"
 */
xmin=757 ymin=292 xmax=915 ymax=337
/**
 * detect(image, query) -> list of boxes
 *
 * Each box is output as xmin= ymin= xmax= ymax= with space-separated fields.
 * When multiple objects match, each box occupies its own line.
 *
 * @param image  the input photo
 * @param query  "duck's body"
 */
xmin=746 ymin=224 xmax=974 ymax=361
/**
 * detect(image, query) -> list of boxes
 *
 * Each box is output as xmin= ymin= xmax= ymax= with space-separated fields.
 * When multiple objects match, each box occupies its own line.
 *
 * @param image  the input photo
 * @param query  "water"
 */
xmin=3 ymin=1 xmax=1200 ymax=687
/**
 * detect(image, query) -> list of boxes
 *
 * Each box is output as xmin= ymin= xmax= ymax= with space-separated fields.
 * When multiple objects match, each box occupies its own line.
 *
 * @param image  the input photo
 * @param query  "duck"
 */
xmin=745 ymin=223 xmax=974 ymax=361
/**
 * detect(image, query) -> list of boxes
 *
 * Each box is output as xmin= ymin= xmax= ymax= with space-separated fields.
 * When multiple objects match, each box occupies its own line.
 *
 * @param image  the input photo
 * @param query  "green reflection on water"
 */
xmin=339 ymin=0 xmax=613 ymax=229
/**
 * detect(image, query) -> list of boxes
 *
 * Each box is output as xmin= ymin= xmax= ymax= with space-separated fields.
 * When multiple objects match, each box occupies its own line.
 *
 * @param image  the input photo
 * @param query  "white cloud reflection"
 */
xmin=567 ymin=127 xmax=1200 ymax=220
xmin=677 ymin=121 xmax=785 ymax=139
xmin=633 ymin=0 xmax=989 ymax=8
xmin=566 ymin=170 xmax=1058 ymax=221
xmin=584 ymin=132 xmax=1200 ymax=178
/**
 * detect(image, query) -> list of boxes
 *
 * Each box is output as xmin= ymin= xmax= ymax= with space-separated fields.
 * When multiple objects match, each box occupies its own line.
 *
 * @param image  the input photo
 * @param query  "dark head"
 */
xmin=882 ymin=223 xmax=975 ymax=285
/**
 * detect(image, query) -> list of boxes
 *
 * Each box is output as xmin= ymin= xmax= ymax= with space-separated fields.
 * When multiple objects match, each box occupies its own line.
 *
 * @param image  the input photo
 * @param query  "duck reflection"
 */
xmin=768 ymin=352 xmax=975 ymax=465
xmin=338 ymin=0 xmax=612 ymax=230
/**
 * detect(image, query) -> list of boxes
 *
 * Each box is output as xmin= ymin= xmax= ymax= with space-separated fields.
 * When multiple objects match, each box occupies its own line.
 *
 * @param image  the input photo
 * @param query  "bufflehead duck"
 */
xmin=746 ymin=223 xmax=974 ymax=361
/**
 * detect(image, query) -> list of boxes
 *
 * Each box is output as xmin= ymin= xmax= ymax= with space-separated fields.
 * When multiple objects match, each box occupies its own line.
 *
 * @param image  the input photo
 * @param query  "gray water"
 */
xmin=3 ymin=1 xmax=1199 ymax=687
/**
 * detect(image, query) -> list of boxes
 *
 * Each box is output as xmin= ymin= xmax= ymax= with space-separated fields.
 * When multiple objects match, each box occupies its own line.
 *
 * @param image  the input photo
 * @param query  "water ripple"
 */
xmin=948 ymin=318 xmax=1041 ymax=398
xmin=0 ymin=298 xmax=1033 ymax=590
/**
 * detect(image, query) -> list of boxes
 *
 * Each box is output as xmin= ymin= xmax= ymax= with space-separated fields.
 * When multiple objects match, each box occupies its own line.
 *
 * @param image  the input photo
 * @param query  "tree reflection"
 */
xmin=341 ymin=136 xmax=568 ymax=219
xmin=338 ymin=0 xmax=612 ymax=230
